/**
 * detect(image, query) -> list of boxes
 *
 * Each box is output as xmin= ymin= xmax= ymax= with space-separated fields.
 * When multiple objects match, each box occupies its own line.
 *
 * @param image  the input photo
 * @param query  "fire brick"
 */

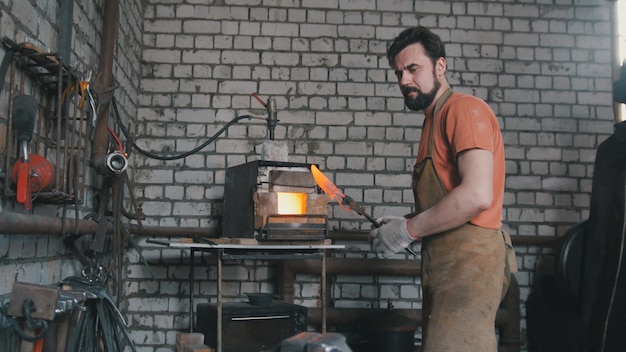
xmin=183 ymin=344 xmax=214 ymax=352
xmin=176 ymin=333 xmax=206 ymax=352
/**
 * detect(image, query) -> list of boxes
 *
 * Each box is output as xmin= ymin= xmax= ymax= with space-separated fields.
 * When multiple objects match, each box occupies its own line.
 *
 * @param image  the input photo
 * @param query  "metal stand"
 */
xmin=174 ymin=241 xmax=343 ymax=352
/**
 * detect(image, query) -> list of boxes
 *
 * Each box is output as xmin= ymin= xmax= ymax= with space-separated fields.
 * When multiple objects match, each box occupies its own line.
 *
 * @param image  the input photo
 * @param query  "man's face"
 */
xmin=392 ymin=43 xmax=441 ymax=111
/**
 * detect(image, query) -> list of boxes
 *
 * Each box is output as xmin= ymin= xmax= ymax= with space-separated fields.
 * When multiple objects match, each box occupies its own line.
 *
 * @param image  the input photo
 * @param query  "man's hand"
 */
xmin=370 ymin=216 xmax=416 ymax=258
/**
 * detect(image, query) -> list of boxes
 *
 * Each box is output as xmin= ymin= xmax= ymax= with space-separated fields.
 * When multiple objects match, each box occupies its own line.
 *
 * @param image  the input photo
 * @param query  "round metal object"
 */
xmin=11 ymin=154 xmax=56 ymax=192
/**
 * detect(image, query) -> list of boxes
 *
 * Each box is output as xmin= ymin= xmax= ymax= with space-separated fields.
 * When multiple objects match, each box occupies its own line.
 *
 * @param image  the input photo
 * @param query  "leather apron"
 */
xmin=414 ymin=89 xmax=509 ymax=352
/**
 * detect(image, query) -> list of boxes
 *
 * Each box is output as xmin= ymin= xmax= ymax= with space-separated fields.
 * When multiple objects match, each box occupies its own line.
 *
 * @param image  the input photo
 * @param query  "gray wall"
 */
xmin=0 ymin=0 xmax=620 ymax=351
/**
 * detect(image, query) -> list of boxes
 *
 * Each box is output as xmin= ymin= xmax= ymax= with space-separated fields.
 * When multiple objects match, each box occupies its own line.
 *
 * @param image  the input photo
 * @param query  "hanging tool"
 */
xmin=60 ymin=276 xmax=138 ymax=352
xmin=63 ymin=180 xmax=113 ymax=285
xmin=61 ymin=74 xmax=98 ymax=125
xmin=0 ymin=37 xmax=20 ymax=95
xmin=120 ymin=222 xmax=155 ymax=278
xmin=12 ymin=95 xmax=38 ymax=210
xmin=310 ymin=165 xmax=417 ymax=257
xmin=80 ymin=73 xmax=98 ymax=125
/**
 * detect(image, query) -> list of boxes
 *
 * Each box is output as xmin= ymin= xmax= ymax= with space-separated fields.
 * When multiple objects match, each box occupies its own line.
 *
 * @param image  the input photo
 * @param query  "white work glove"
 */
xmin=370 ymin=216 xmax=416 ymax=259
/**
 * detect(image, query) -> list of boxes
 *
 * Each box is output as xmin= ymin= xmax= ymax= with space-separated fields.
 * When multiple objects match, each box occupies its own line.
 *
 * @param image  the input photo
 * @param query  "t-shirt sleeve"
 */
xmin=444 ymin=95 xmax=499 ymax=157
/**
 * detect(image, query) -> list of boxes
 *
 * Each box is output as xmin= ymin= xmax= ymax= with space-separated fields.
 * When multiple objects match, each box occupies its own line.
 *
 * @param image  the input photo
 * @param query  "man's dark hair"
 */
xmin=386 ymin=26 xmax=447 ymax=68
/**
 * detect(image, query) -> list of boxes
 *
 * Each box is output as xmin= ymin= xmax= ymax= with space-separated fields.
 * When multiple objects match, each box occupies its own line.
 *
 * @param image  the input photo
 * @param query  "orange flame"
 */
xmin=310 ymin=165 xmax=349 ymax=210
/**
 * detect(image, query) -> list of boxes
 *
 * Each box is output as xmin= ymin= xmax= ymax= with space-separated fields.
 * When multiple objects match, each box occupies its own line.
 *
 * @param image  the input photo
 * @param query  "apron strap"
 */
xmin=427 ymin=88 xmax=453 ymax=156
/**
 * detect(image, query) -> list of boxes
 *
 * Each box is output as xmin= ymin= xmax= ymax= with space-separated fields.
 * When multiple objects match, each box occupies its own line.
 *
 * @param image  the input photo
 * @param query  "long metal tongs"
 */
xmin=310 ymin=165 xmax=417 ymax=256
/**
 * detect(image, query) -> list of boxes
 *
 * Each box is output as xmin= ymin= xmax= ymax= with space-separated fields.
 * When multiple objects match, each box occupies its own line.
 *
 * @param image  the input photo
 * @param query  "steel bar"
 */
xmin=327 ymin=230 xmax=560 ymax=247
xmin=92 ymin=0 xmax=119 ymax=174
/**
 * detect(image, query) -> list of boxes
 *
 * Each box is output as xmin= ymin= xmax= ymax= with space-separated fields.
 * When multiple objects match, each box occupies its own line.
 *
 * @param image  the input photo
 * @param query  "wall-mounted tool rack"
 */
xmin=1 ymin=37 xmax=90 ymax=207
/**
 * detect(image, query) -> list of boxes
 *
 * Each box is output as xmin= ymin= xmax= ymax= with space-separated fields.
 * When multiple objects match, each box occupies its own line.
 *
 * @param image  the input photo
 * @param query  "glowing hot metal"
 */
xmin=311 ymin=164 xmax=380 ymax=224
xmin=310 ymin=165 xmax=417 ymax=256
xmin=310 ymin=164 xmax=349 ymax=211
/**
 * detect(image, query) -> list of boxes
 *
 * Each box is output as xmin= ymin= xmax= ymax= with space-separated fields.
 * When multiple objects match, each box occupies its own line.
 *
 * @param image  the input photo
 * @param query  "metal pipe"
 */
xmin=92 ymin=0 xmax=119 ymax=174
xmin=266 ymin=97 xmax=277 ymax=140
xmin=0 ymin=211 xmax=218 ymax=237
xmin=128 ymin=224 xmax=217 ymax=237
xmin=0 ymin=212 xmax=98 ymax=234
xmin=328 ymin=230 xmax=560 ymax=247
xmin=58 ymin=0 xmax=73 ymax=66
xmin=285 ymin=257 xmax=421 ymax=276
xmin=0 ymin=217 xmax=552 ymax=248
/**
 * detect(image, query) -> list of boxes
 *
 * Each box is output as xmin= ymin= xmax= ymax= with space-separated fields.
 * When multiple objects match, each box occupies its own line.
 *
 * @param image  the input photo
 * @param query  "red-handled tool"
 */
xmin=15 ymin=157 xmax=32 ymax=210
xmin=11 ymin=153 xmax=56 ymax=209
xmin=11 ymin=95 xmax=38 ymax=210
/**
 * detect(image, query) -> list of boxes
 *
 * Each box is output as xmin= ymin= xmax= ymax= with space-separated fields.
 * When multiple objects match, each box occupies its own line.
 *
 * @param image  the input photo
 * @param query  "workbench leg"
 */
xmin=322 ymin=251 xmax=327 ymax=333
xmin=217 ymin=250 xmax=223 ymax=352
xmin=190 ymin=249 xmax=195 ymax=333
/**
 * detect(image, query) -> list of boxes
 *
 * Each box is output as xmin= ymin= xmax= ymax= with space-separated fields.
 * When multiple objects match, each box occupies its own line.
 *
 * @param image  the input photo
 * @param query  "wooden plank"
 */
xmin=7 ymin=282 xmax=59 ymax=320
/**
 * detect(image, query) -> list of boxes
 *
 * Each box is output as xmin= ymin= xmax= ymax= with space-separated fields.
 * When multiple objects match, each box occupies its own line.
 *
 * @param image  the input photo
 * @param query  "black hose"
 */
xmin=0 ymin=298 xmax=48 ymax=343
xmin=61 ymin=277 xmax=137 ymax=352
xmin=111 ymin=97 xmax=252 ymax=161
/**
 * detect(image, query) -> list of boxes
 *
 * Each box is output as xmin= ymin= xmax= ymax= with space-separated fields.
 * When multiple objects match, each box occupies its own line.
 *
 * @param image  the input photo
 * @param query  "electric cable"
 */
xmin=0 ymin=298 xmax=48 ymax=342
xmin=61 ymin=276 xmax=137 ymax=352
xmin=111 ymin=97 xmax=253 ymax=161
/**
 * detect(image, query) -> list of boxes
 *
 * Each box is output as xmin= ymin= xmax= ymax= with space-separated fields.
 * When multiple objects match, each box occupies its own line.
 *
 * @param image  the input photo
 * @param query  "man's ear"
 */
xmin=436 ymin=57 xmax=447 ymax=75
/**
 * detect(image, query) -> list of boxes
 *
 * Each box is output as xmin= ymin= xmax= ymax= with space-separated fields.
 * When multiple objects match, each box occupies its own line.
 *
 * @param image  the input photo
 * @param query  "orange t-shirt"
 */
xmin=417 ymin=92 xmax=505 ymax=229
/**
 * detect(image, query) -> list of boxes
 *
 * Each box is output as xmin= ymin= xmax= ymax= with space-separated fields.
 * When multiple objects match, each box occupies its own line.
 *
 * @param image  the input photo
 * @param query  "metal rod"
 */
xmin=343 ymin=194 xmax=417 ymax=256
xmin=190 ymin=249 xmax=195 ymax=333
xmin=58 ymin=0 xmax=73 ymax=66
xmin=321 ymin=251 xmax=327 ymax=333
xmin=217 ymin=249 xmax=223 ymax=352
xmin=92 ymin=0 xmax=119 ymax=174
xmin=343 ymin=194 xmax=380 ymax=227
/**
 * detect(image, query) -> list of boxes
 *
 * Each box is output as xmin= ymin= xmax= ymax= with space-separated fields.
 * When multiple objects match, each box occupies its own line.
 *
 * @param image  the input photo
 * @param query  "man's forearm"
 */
xmin=406 ymin=186 xmax=489 ymax=238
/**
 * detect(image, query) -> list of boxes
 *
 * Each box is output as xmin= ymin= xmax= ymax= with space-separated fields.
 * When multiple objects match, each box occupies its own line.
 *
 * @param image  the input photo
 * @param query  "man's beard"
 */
xmin=402 ymin=74 xmax=440 ymax=111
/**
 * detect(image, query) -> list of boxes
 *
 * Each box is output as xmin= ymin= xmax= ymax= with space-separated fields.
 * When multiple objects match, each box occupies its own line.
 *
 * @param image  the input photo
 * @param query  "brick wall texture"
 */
xmin=0 ymin=0 xmax=621 ymax=351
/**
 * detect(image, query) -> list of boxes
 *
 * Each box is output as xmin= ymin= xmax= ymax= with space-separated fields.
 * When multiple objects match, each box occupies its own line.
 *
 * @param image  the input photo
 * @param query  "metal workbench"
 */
xmin=159 ymin=239 xmax=345 ymax=352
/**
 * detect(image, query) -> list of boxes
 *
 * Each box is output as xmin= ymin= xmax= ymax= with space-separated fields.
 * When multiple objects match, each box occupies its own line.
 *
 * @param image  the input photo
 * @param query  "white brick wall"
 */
xmin=0 ymin=0 xmax=620 ymax=351
xmin=131 ymin=1 xmax=615 ymax=350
